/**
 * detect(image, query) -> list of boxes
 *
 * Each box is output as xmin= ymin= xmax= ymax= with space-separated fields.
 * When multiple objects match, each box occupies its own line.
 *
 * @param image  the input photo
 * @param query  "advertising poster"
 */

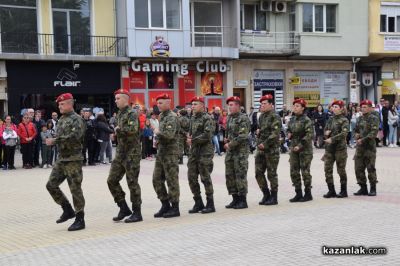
xmin=201 ymin=72 xmax=223 ymax=96
xmin=184 ymin=70 xmax=196 ymax=89
xmin=207 ymin=98 xmax=223 ymax=110
xmin=129 ymin=70 xmax=147 ymax=89
xmin=148 ymin=72 xmax=174 ymax=89
xmin=130 ymin=93 xmax=145 ymax=107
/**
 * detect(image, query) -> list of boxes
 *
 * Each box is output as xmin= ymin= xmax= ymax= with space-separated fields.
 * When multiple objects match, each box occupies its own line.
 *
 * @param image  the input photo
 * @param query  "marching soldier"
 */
xmin=178 ymin=109 xmax=190 ymax=164
xmin=45 ymin=93 xmax=86 ymax=231
xmin=186 ymin=96 xmax=215 ymax=214
xmin=323 ymin=100 xmax=349 ymax=198
xmin=287 ymin=98 xmax=314 ymax=202
xmin=151 ymin=94 xmax=181 ymax=218
xmin=255 ymin=94 xmax=281 ymax=205
xmin=107 ymin=88 xmax=143 ymax=223
xmin=224 ymin=96 xmax=251 ymax=209
xmin=354 ymin=99 xmax=380 ymax=196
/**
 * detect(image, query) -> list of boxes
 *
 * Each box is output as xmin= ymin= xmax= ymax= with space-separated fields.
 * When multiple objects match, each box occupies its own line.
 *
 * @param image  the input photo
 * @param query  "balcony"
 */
xmin=240 ymin=31 xmax=300 ymax=56
xmin=0 ymin=32 xmax=127 ymax=61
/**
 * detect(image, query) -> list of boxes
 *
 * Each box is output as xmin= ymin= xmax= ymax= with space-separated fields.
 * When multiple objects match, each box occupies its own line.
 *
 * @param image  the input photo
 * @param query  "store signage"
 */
xmin=53 ymin=68 xmax=81 ymax=87
xmin=150 ymin=36 xmax=170 ymax=57
xmin=131 ymin=60 xmax=228 ymax=76
xmin=384 ymin=36 xmax=400 ymax=51
xmin=235 ymin=80 xmax=249 ymax=87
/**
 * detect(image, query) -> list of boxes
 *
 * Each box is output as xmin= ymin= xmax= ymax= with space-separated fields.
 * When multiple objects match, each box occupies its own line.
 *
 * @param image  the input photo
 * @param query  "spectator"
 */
xmin=139 ymin=108 xmax=147 ymax=159
xmin=381 ymin=100 xmax=389 ymax=146
xmin=33 ymin=110 xmax=45 ymax=167
xmin=388 ymin=104 xmax=399 ymax=148
xmin=17 ymin=114 xmax=37 ymax=169
xmin=279 ymin=104 xmax=289 ymax=120
xmin=96 ymin=114 xmax=114 ymax=164
xmin=1 ymin=116 xmax=18 ymax=170
xmin=40 ymin=124 xmax=53 ymax=168
xmin=0 ymin=118 xmax=4 ymax=167
xmin=143 ymin=119 xmax=154 ymax=159
xmin=350 ymin=106 xmax=359 ymax=148
xmin=313 ymin=104 xmax=327 ymax=148
xmin=49 ymin=112 xmax=58 ymax=160
xmin=212 ymin=107 xmax=222 ymax=156
xmin=149 ymin=112 xmax=159 ymax=153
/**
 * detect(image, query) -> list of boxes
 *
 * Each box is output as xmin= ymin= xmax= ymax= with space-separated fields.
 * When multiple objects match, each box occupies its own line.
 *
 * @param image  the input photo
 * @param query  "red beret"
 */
xmin=114 ymin=88 xmax=130 ymax=96
xmin=226 ymin=96 xmax=241 ymax=104
xmin=332 ymin=100 xmax=344 ymax=108
xmin=155 ymin=93 xmax=171 ymax=101
xmin=293 ymin=98 xmax=307 ymax=108
xmin=360 ymin=99 xmax=373 ymax=107
xmin=56 ymin=93 xmax=74 ymax=103
xmin=191 ymin=96 xmax=204 ymax=103
xmin=259 ymin=94 xmax=273 ymax=103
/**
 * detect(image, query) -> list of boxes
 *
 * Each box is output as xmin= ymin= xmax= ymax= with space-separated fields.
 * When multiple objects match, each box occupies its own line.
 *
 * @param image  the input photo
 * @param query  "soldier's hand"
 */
xmin=224 ymin=143 xmax=230 ymax=151
xmin=293 ymin=146 xmax=300 ymax=152
xmin=287 ymin=133 xmax=292 ymax=140
xmin=187 ymin=137 xmax=192 ymax=146
xmin=356 ymin=139 xmax=363 ymax=145
xmin=258 ymin=143 xmax=265 ymax=150
xmin=114 ymin=126 xmax=120 ymax=132
xmin=256 ymin=129 xmax=260 ymax=136
xmin=325 ymin=130 xmax=331 ymax=136
xmin=324 ymin=138 xmax=332 ymax=144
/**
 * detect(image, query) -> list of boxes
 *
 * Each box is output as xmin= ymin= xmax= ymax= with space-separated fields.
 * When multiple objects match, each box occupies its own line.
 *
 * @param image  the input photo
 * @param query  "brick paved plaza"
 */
xmin=0 ymin=148 xmax=399 ymax=265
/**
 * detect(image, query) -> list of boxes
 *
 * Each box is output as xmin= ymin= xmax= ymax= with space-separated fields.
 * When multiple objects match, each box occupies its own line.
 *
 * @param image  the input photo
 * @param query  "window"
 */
xmin=52 ymin=0 xmax=91 ymax=55
xmin=380 ymin=5 xmax=400 ymax=33
xmin=135 ymin=0 xmax=181 ymax=29
xmin=302 ymin=3 xmax=336 ymax=33
xmin=289 ymin=3 xmax=296 ymax=31
xmin=191 ymin=1 xmax=222 ymax=46
xmin=0 ymin=1 xmax=37 ymax=53
xmin=240 ymin=4 xmax=268 ymax=31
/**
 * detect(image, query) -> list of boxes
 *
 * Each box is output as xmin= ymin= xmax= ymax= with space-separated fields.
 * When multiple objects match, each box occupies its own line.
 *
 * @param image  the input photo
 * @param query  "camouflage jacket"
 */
xmin=225 ymin=112 xmax=251 ymax=152
xmin=55 ymin=111 xmax=86 ymax=161
xmin=189 ymin=111 xmax=214 ymax=156
xmin=257 ymin=110 xmax=282 ymax=154
xmin=115 ymin=106 xmax=140 ymax=156
xmin=324 ymin=114 xmax=349 ymax=151
xmin=355 ymin=112 xmax=379 ymax=151
xmin=157 ymin=110 xmax=180 ymax=155
xmin=179 ymin=115 xmax=190 ymax=136
xmin=287 ymin=113 xmax=313 ymax=154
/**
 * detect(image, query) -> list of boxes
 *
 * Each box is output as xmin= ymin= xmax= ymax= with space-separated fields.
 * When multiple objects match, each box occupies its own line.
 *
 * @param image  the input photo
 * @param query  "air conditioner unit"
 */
xmin=260 ymin=0 xmax=272 ymax=11
xmin=274 ymin=1 xmax=287 ymax=13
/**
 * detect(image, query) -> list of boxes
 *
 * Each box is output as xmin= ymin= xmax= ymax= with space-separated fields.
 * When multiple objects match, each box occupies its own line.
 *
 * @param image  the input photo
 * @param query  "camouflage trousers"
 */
xmin=187 ymin=154 xmax=214 ymax=198
xmin=354 ymin=148 xmax=377 ymax=185
xmin=153 ymin=154 xmax=180 ymax=203
xmin=225 ymin=150 xmax=249 ymax=196
xmin=178 ymin=135 xmax=189 ymax=157
xmin=46 ymin=160 xmax=85 ymax=213
xmin=324 ymin=149 xmax=347 ymax=184
xmin=255 ymin=150 xmax=280 ymax=192
xmin=107 ymin=153 xmax=141 ymax=208
xmin=289 ymin=152 xmax=313 ymax=189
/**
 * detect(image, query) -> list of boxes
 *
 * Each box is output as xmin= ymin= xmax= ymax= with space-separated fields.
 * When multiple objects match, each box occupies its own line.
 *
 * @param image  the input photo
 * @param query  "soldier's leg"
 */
xmin=163 ymin=155 xmax=180 ymax=203
xmin=225 ymin=152 xmax=237 ymax=195
xmin=234 ymin=152 xmax=249 ymax=196
xmin=354 ymin=152 xmax=367 ymax=185
xmin=255 ymin=151 xmax=268 ymax=191
xmin=289 ymin=152 xmax=301 ymax=189
xmin=187 ymin=155 xmax=201 ymax=197
xmin=46 ymin=161 xmax=68 ymax=206
xmin=324 ymin=152 xmax=335 ymax=185
xmin=300 ymin=153 xmax=313 ymax=188
xmin=107 ymin=157 xmax=127 ymax=203
xmin=365 ymin=151 xmax=377 ymax=184
xmin=266 ymin=153 xmax=280 ymax=192
xmin=65 ymin=161 xmax=85 ymax=213
xmin=152 ymin=155 xmax=169 ymax=201
xmin=198 ymin=156 xmax=214 ymax=198
xmin=125 ymin=154 xmax=142 ymax=208
xmin=335 ymin=149 xmax=348 ymax=184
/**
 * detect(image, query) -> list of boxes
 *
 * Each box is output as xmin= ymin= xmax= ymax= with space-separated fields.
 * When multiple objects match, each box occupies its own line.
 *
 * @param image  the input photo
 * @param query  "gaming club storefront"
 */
xmin=123 ymin=60 xmax=230 ymax=110
xmin=6 ymin=61 xmax=121 ymax=119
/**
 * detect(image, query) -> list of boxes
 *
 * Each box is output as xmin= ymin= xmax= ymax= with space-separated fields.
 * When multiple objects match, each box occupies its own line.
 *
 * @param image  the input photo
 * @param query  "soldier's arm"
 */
xmin=297 ymin=118 xmax=313 ymax=150
xmin=157 ymin=116 xmax=178 ymax=140
xmin=263 ymin=116 xmax=281 ymax=148
xmin=361 ymin=116 xmax=379 ymax=142
xmin=331 ymin=119 xmax=349 ymax=143
xmin=192 ymin=117 xmax=213 ymax=145
xmin=55 ymin=117 xmax=85 ymax=144
xmin=229 ymin=116 xmax=250 ymax=149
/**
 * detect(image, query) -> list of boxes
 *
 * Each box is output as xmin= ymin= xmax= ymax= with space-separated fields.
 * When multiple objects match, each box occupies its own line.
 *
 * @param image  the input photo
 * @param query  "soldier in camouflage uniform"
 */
xmin=178 ymin=109 xmax=190 ymax=164
xmin=45 ymin=93 xmax=86 ymax=231
xmin=255 ymin=94 xmax=282 ymax=206
xmin=151 ymin=94 xmax=181 ymax=218
xmin=322 ymin=100 xmax=349 ymax=198
xmin=353 ymin=99 xmax=380 ymax=196
xmin=186 ymin=96 xmax=215 ymax=214
xmin=287 ymin=98 xmax=314 ymax=203
xmin=107 ymin=88 xmax=142 ymax=223
xmin=224 ymin=96 xmax=251 ymax=209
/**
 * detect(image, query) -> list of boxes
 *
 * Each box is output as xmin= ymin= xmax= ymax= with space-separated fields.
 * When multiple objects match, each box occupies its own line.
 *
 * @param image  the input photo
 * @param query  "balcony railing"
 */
xmin=0 ymin=32 xmax=127 ymax=57
xmin=191 ymin=26 xmax=237 ymax=48
xmin=240 ymin=31 xmax=300 ymax=55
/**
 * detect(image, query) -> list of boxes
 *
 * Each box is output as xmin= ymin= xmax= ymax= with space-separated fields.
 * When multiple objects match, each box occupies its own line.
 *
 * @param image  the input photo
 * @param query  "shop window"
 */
xmin=302 ymin=3 xmax=336 ymax=33
xmin=240 ymin=4 xmax=268 ymax=31
xmin=148 ymin=72 xmax=174 ymax=89
xmin=380 ymin=4 xmax=400 ymax=33
xmin=191 ymin=1 xmax=222 ymax=47
xmin=135 ymin=0 xmax=181 ymax=29
xmin=0 ymin=1 xmax=37 ymax=53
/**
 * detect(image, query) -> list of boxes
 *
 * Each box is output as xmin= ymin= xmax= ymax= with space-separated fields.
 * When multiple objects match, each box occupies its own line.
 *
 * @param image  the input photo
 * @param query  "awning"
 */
xmin=382 ymin=79 xmax=400 ymax=95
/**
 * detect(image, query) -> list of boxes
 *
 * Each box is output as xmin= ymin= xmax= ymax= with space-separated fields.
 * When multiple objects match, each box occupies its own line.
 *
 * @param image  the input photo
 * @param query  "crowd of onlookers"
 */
xmin=1 ymin=98 xmax=399 ymax=170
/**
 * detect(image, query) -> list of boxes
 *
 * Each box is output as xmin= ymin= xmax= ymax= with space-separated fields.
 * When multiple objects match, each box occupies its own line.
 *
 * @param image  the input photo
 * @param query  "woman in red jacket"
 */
xmin=17 ymin=115 xmax=37 ymax=169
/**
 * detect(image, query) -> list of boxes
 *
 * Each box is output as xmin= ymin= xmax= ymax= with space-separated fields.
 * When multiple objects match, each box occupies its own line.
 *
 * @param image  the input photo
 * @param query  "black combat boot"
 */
xmin=163 ymin=202 xmax=180 ymax=218
xmin=225 ymin=194 xmax=239 ymax=209
xmin=368 ymin=183 xmax=377 ymax=196
xmin=68 ymin=212 xmax=85 ymax=231
xmin=201 ymin=197 xmax=216 ymax=214
xmin=323 ymin=183 xmax=337 ymax=198
xmin=188 ymin=196 xmax=205 ymax=214
xmin=234 ymin=195 xmax=248 ymax=209
xmin=265 ymin=190 xmax=278 ymax=205
xmin=336 ymin=183 xmax=348 ymax=198
xmin=154 ymin=200 xmax=171 ymax=218
xmin=56 ymin=202 xmax=76 ymax=224
xmin=259 ymin=188 xmax=271 ymax=205
xmin=125 ymin=206 xmax=143 ymax=223
xmin=353 ymin=184 xmax=368 ymax=196
xmin=113 ymin=200 xmax=132 ymax=221
xmin=300 ymin=187 xmax=313 ymax=202
xmin=289 ymin=189 xmax=303 ymax=203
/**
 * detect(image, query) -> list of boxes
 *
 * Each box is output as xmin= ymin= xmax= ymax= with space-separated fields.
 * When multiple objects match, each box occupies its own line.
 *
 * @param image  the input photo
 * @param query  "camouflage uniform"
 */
xmin=255 ymin=110 xmax=281 ymax=193
xmin=153 ymin=110 xmax=181 ymax=203
xmin=288 ymin=114 xmax=314 ymax=189
xmin=178 ymin=112 xmax=190 ymax=161
xmin=187 ymin=111 xmax=214 ymax=198
xmin=354 ymin=112 xmax=379 ymax=186
xmin=225 ymin=112 xmax=251 ymax=196
xmin=46 ymin=111 xmax=86 ymax=213
xmin=107 ymin=106 xmax=141 ymax=208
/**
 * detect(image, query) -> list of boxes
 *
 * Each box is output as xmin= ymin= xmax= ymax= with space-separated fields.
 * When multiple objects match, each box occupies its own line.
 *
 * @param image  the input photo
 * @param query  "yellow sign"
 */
xmin=294 ymin=91 xmax=320 ymax=107
xmin=289 ymin=76 xmax=301 ymax=85
xmin=382 ymin=79 xmax=400 ymax=95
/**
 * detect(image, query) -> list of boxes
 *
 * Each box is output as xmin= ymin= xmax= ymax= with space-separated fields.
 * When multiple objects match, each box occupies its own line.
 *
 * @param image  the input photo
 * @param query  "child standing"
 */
xmin=143 ymin=119 xmax=154 ymax=160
